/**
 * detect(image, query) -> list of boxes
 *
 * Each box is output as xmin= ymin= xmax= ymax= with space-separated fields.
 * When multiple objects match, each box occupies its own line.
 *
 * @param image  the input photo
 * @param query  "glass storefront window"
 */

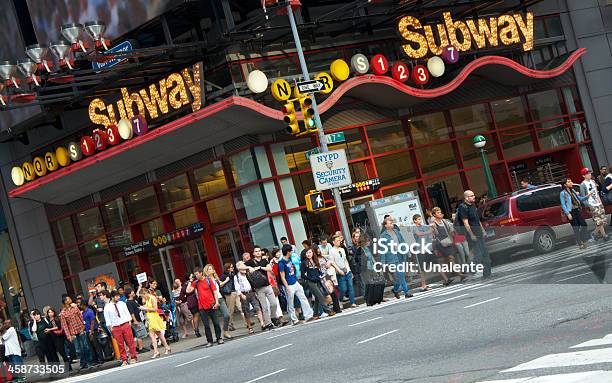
xmin=282 ymin=138 xmax=314 ymax=173
xmin=424 ymin=173 xmax=465 ymax=215
xmin=234 ymin=184 xmax=267 ymax=222
xmin=106 ymin=229 xmax=133 ymax=255
xmin=75 ymin=207 xmax=104 ymax=241
xmin=374 ymin=152 xmax=416 ymax=186
xmin=80 ymin=236 xmax=112 ymax=269
xmin=142 ymin=218 xmax=163 ymax=239
xmin=328 ymin=129 xmax=369 ymax=160
xmin=231 ymin=150 xmax=259 ymax=186
xmin=160 ymin=174 xmax=193 ymax=210
xmin=528 ymin=90 xmax=562 ymax=123
xmin=382 ymin=183 xmax=417 ymax=198
xmin=528 ymin=90 xmax=568 ymax=150
xmin=51 ymin=217 xmax=76 ymax=247
xmin=292 ymin=172 xmax=317 ymax=206
xmin=366 ymin=121 xmax=409 ymax=154
xmin=415 ymin=143 xmax=458 ymax=176
xmin=194 ymin=161 xmax=227 ymax=200
xmin=409 ymin=112 xmax=449 ymax=146
xmin=242 ymin=217 xmax=277 ymax=250
xmin=451 ymin=104 xmax=490 ymax=138
xmin=491 ymin=97 xmax=527 ymax=128
xmin=499 ymin=129 xmax=535 ymax=160
xmin=102 ymin=198 xmax=129 ymax=230
xmin=58 ymin=247 xmax=82 ymax=276
xmin=207 ymin=195 xmax=235 ymax=226
xmin=0 ymin=231 xmax=24 ymax=318
xmin=280 ymin=177 xmax=299 ymax=209
xmin=125 ymin=186 xmax=160 ymax=222
xmin=173 ymin=207 xmax=199 ymax=228
xmin=349 ymin=161 xmax=369 ymax=182
xmin=459 ymin=134 xmax=499 ymax=167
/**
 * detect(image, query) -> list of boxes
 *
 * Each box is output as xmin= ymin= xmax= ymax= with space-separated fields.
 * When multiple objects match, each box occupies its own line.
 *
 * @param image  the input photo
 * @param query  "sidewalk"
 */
xmin=26 ymin=276 xmax=449 ymax=381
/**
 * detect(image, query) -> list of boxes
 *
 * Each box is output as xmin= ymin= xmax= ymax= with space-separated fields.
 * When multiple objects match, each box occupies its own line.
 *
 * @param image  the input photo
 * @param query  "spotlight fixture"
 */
xmin=17 ymin=59 xmax=40 ymax=87
xmin=25 ymin=44 xmax=53 ymax=73
xmin=84 ymin=21 xmax=110 ymax=51
xmin=50 ymin=41 xmax=74 ymax=70
xmin=61 ymin=23 xmax=88 ymax=52
xmin=0 ymin=61 xmax=20 ymax=88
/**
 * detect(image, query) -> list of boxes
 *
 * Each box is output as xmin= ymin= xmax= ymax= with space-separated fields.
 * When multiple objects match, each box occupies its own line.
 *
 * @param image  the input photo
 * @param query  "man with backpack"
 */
xmin=456 ymin=190 xmax=492 ymax=280
xmin=186 ymin=267 xmax=222 ymax=348
xmin=243 ymin=245 xmax=277 ymax=330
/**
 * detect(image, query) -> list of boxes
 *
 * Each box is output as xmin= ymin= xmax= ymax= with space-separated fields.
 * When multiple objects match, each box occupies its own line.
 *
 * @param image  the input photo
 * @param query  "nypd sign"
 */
xmin=310 ymin=149 xmax=352 ymax=191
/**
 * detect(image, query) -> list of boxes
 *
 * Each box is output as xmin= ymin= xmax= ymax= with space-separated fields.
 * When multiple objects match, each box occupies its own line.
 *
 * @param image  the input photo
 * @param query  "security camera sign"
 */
xmin=310 ymin=149 xmax=352 ymax=191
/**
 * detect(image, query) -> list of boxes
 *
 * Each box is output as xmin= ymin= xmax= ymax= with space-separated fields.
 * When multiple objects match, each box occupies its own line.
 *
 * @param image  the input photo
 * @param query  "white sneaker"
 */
xmin=320 ymin=312 xmax=329 ymax=318
xmin=472 ymin=271 xmax=484 ymax=279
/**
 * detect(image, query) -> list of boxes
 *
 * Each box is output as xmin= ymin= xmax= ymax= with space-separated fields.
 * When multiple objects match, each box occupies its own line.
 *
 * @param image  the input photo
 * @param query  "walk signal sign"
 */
xmin=306 ymin=191 xmax=326 ymax=212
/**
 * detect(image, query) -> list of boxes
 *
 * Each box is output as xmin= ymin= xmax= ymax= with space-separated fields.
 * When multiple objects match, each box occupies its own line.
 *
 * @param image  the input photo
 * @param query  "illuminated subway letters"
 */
xmin=398 ymin=12 xmax=534 ymax=59
xmin=88 ymin=63 xmax=202 ymax=127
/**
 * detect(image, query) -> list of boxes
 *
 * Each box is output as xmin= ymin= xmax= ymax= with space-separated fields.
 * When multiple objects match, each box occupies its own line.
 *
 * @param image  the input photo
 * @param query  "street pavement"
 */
xmin=47 ymin=241 xmax=612 ymax=383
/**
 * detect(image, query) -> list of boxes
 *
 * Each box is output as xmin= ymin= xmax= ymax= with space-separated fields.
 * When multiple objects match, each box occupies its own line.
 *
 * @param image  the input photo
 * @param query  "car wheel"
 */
xmin=534 ymin=228 xmax=555 ymax=253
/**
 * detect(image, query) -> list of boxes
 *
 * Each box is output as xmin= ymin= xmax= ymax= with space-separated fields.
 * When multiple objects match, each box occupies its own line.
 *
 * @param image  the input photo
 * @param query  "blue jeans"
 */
xmin=471 ymin=236 xmax=492 ymax=278
xmin=392 ymin=271 xmax=409 ymax=295
xmin=73 ymin=332 xmax=92 ymax=368
xmin=338 ymin=271 xmax=355 ymax=305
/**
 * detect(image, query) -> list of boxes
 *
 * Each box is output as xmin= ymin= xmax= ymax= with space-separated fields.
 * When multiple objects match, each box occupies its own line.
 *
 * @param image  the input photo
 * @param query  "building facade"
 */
xmin=0 ymin=0 xmax=610 ymax=308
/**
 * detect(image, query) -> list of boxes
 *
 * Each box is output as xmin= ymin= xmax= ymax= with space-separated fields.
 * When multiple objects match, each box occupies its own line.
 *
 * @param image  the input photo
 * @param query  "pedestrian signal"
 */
xmin=306 ymin=191 xmax=326 ymax=212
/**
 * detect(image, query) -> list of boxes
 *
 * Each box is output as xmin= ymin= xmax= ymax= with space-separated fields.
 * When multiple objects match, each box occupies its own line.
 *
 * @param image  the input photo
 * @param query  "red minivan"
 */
xmin=479 ymin=184 xmax=610 ymax=256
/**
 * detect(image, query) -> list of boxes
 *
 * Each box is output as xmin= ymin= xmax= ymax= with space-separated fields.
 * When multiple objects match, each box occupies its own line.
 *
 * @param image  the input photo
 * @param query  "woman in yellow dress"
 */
xmin=139 ymin=286 xmax=170 ymax=358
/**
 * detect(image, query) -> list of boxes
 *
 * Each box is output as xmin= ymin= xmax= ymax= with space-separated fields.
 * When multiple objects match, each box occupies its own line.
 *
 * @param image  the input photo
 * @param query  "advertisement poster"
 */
xmin=78 ymin=262 xmax=120 ymax=295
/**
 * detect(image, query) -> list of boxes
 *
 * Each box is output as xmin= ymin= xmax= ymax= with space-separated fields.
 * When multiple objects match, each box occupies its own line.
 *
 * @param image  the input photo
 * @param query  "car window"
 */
xmin=516 ymin=192 xmax=542 ymax=212
xmin=538 ymin=186 xmax=562 ymax=208
xmin=482 ymin=200 xmax=508 ymax=219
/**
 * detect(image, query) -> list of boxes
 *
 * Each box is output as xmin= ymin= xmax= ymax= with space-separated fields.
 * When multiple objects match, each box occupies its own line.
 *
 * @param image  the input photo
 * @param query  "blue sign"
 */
xmin=92 ymin=41 xmax=133 ymax=71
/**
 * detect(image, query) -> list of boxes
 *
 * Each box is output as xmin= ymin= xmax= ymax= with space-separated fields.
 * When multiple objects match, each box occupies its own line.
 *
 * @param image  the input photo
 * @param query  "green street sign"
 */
xmin=305 ymin=148 xmax=320 ymax=160
xmin=326 ymin=132 xmax=345 ymax=144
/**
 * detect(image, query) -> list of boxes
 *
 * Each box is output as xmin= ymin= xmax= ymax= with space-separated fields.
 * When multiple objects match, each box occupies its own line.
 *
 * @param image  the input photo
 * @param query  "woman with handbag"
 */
xmin=431 ymin=207 xmax=467 ymax=282
xmin=204 ymin=265 xmax=233 ymax=339
xmin=355 ymin=230 xmax=386 ymax=306
xmin=560 ymin=178 xmax=592 ymax=249
xmin=301 ymin=247 xmax=335 ymax=318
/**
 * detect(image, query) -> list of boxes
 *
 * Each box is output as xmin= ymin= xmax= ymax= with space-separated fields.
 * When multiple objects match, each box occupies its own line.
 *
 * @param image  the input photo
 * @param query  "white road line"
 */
xmin=267 ymin=330 xmax=299 ymax=339
xmin=349 ymin=316 xmax=383 ymax=327
xmin=53 ymin=356 xmax=177 ymax=382
xmin=357 ymin=329 xmax=398 ymax=344
xmin=175 ymin=355 xmax=210 ymax=367
xmin=555 ymin=271 xmax=593 ymax=283
xmin=570 ymin=334 xmax=612 ymax=349
xmin=555 ymin=264 xmax=589 ymax=275
xmin=254 ymin=343 xmax=292 ymax=357
xmin=245 ymin=368 xmax=287 ymax=383
xmin=464 ymin=297 xmax=501 ymax=308
xmin=476 ymin=370 xmax=612 ymax=383
xmin=502 ymin=347 xmax=612 ymax=372
xmin=436 ymin=293 xmax=469 ymax=304
xmin=433 ymin=284 xmax=482 ymax=296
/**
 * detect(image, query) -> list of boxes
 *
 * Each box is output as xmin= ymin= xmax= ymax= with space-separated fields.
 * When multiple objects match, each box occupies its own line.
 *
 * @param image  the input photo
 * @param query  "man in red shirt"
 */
xmin=186 ymin=266 xmax=222 ymax=348
xmin=60 ymin=295 xmax=93 ymax=370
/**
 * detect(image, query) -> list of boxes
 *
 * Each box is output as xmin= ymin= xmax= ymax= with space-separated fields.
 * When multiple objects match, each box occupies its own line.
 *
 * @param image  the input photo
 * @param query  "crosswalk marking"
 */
xmin=570 ymin=334 xmax=612 ymax=349
xmin=477 ymin=371 xmax=612 ymax=383
xmin=436 ymin=293 xmax=468 ymax=304
xmin=501 ymin=347 xmax=612 ymax=372
xmin=464 ymin=297 xmax=501 ymax=308
xmin=555 ymin=271 xmax=594 ymax=283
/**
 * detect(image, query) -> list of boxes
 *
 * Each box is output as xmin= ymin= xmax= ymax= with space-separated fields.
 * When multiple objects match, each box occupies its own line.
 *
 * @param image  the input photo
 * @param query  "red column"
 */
xmin=195 ymin=203 xmax=222 ymax=274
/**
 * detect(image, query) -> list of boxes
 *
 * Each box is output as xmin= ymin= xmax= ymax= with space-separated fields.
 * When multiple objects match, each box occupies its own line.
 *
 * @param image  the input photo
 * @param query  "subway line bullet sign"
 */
xmin=310 ymin=149 xmax=352 ymax=191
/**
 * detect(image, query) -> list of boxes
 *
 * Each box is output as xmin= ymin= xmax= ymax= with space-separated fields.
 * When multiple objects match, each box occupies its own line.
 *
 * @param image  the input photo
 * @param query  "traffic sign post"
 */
xmin=286 ymin=3 xmax=352 ymax=244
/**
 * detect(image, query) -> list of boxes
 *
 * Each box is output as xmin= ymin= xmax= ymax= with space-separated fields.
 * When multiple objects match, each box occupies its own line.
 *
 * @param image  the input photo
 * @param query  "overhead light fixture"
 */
xmin=50 ymin=41 xmax=74 ymax=70
xmin=84 ymin=21 xmax=110 ymax=51
xmin=25 ymin=44 xmax=53 ymax=73
xmin=17 ymin=59 xmax=40 ymax=87
xmin=61 ymin=23 xmax=87 ymax=52
xmin=0 ymin=61 xmax=20 ymax=88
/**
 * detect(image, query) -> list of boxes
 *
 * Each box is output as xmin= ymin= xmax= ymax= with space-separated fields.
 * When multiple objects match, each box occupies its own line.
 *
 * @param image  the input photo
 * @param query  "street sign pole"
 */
xmin=286 ymin=3 xmax=352 ymax=244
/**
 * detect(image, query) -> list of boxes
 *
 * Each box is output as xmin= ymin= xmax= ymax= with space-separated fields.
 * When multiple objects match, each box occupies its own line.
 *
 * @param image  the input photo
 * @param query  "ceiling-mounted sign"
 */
xmin=397 ymin=12 xmax=534 ymax=59
xmin=92 ymin=40 xmax=133 ymax=71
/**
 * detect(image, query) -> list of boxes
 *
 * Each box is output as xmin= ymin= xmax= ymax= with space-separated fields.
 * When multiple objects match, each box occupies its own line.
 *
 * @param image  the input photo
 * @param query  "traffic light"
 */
xmin=282 ymin=101 xmax=301 ymax=135
xmin=306 ymin=191 xmax=325 ymax=212
xmin=299 ymin=95 xmax=317 ymax=132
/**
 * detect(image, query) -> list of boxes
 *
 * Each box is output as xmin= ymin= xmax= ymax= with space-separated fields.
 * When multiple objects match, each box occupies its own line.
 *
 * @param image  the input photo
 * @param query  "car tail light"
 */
xmin=499 ymin=217 xmax=521 ymax=225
